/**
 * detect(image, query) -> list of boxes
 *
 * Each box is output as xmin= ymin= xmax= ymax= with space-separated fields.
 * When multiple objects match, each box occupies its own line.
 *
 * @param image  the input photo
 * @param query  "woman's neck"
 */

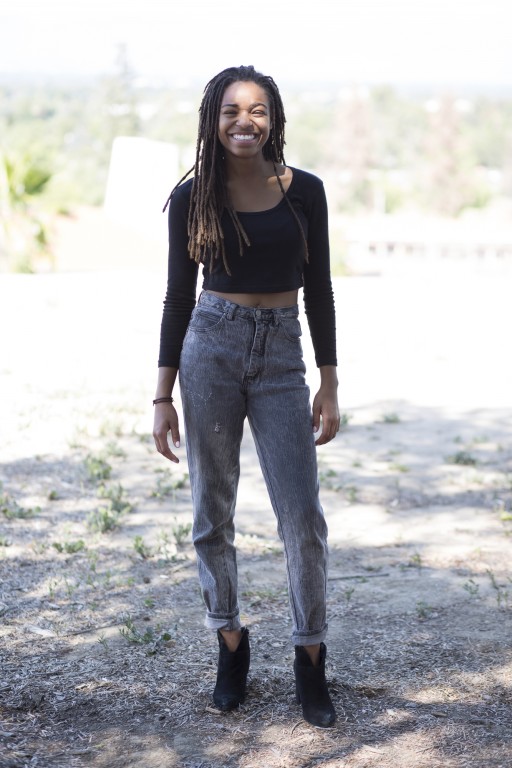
xmin=224 ymin=155 xmax=276 ymax=181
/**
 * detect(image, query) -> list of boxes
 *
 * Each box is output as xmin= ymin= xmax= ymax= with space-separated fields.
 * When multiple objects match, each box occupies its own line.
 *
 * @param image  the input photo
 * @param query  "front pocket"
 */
xmin=279 ymin=316 xmax=302 ymax=342
xmin=188 ymin=307 xmax=226 ymax=333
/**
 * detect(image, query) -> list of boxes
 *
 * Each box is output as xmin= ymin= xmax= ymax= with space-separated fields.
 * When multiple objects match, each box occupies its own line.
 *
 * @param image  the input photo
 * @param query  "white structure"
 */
xmin=104 ymin=137 xmax=180 ymax=245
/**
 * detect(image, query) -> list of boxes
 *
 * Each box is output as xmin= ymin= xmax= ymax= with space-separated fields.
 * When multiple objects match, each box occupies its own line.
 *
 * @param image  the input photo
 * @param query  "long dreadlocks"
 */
xmin=163 ymin=65 xmax=308 ymax=275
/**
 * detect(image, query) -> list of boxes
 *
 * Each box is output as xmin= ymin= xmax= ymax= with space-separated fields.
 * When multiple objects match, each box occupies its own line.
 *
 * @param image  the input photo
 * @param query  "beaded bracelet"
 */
xmin=153 ymin=397 xmax=174 ymax=405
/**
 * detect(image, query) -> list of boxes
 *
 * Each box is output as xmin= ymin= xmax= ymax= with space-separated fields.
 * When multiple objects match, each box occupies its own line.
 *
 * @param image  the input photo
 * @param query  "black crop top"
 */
xmin=158 ymin=167 xmax=337 ymax=368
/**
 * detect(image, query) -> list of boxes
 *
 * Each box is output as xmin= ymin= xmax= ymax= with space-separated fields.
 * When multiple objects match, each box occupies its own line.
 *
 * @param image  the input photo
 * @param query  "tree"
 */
xmin=0 ymin=149 xmax=53 ymax=271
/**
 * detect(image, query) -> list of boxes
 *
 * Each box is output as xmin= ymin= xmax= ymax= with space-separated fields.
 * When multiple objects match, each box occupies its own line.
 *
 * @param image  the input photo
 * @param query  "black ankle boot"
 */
xmin=294 ymin=643 xmax=336 ymax=728
xmin=213 ymin=627 xmax=250 ymax=711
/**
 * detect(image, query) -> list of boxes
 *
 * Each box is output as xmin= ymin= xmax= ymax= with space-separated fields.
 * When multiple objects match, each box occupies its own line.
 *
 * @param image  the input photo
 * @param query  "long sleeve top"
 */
xmin=158 ymin=167 xmax=337 ymax=368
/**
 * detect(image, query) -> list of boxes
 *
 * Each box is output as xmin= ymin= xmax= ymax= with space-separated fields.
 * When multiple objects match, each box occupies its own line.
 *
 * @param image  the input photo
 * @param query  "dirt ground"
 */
xmin=1 ymin=251 xmax=511 ymax=767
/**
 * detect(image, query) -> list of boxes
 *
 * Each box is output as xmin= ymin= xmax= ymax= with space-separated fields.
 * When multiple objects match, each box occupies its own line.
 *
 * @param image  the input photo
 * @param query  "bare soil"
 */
xmin=1 ymin=263 xmax=511 ymax=768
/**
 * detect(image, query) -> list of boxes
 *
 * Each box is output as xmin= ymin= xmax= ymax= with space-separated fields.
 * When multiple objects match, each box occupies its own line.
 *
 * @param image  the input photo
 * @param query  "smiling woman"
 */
xmin=153 ymin=65 xmax=339 ymax=728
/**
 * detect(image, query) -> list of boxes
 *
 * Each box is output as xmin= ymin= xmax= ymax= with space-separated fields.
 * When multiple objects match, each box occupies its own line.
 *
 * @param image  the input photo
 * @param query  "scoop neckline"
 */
xmin=235 ymin=167 xmax=295 ymax=215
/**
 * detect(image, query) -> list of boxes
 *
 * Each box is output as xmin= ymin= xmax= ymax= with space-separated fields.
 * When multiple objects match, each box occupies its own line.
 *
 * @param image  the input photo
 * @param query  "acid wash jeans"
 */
xmin=179 ymin=291 xmax=329 ymax=646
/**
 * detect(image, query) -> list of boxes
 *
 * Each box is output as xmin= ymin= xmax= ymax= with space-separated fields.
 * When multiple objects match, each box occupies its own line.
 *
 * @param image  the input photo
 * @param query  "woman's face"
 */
xmin=217 ymin=80 xmax=271 ymax=160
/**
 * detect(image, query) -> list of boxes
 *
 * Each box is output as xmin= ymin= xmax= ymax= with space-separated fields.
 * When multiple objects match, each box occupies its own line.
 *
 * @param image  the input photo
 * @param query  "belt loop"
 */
xmin=226 ymin=303 xmax=235 ymax=320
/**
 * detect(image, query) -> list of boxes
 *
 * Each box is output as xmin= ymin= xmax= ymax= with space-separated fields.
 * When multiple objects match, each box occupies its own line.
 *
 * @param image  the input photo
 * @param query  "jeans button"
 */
xmin=255 ymin=309 xmax=261 ymax=318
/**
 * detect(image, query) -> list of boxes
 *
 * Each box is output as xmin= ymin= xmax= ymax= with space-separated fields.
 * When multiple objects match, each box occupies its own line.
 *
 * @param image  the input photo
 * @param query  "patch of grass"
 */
xmin=0 ymin=535 xmax=11 ymax=547
xmin=345 ymin=485 xmax=358 ymax=503
xmin=48 ymin=490 xmax=59 ymax=500
xmin=87 ymin=483 xmax=133 ymax=533
xmin=0 ymin=485 xmax=40 ymax=519
xmin=463 ymin=578 xmax=480 ymax=597
xmin=487 ymin=568 xmax=511 ymax=610
xmin=84 ymin=453 xmax=112 ymax=483
xmin=389 ymin=462 xmax=410 ymax=473
xmin=416 ymin=600 xmax=434 ymax=619
xmin=339 ymin=412 xmax=352 ymax=430
xmin=104 ymin=440 xmax=127 ymax=459
xmin=133 ymin=535 xmax=152 ymax=559
xmin=52 ymin=540 xmax=86 ymax=554
xmin=150 ymin=472 xmax=189 ymax=499
xmin=119 ymin=616 xmax=173 ymax=650
xmin=97 ymin=633 xmax=109 ymax=650
xmin=171 ymin=517 xmax=192 ymax=547
xmin=99 ymin=419 xmax=123 ymax=438
xmin=445 ymin=450 xmax=477 ymax=466
xmin=318 ymin=467 xmax=337 ymax=484
xmin=381 ymin=412 xmax=401 ymax=424
xmin=344 ymin=586 xmax=355 ymax=603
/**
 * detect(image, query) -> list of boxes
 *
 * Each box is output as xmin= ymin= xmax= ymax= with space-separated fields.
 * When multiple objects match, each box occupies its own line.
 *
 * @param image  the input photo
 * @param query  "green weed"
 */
xmin=84 ymin=454 xmax=112 ymax=483
xmin=171 ymin=518 xmax=192 ymax=547
xmin=119 ymin=616 xmax=173 ymax=648
xmin=88 ymin=485 xmax=133 ymax=533
xmin=445 ymin=451 xmax=477 ymax=466
xmin=133 ymin=535 xmax=152 ymax=559
xmin=99 ymin=419 xmax=123 ymax=438
xmin=345 ymin=485 xmax=358 ymax=503
xmin=52 ymin=540 xmax=86 ymax=554
xmin=344 ymin=587 xmax=355 ymax=603
xmin=0 ymin=486 xmax=40 ymax=519
xmin=150 ymin=472 xmax=189 ymax=499
xmin=104 ymin=440 xmax=127 ymax=459
xmin=416 ymin=601 xmax=433 ymax=619
xmin=390 ymin=462 xmax=410 ymax=473
xmin=463 ymin=578 xmax=480 ymax=597
xmin=339 ymin=412 xmax=352 ymax=430
xmin=487 ymin=568 xmax=511 ymax=610
xmin=382 ymin=412 xmax=401 ymax=424
xmin=97 ymin=633 xmax=109 ymax=650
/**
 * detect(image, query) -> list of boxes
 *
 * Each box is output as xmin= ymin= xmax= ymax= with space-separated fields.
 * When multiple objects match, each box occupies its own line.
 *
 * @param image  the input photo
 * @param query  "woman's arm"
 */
xmin=153 ymin=366 xmax=181 ymax=463
xmin=301 ymin=175 xmax=339 ymax=445
xmin=154 ymin=181 xmax=198 ymax=463
xmin=312 ymin=365 xmax=340 ymax=446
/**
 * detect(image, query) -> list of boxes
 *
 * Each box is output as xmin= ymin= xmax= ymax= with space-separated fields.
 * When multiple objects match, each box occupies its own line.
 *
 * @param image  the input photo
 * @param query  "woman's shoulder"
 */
xmin=288 ymin=166 xmax=325 ymax=190
xmin=171 ymin=177 xmax=194 ymax=202
xmin=167 ymin=177 xmax=194 ymax=217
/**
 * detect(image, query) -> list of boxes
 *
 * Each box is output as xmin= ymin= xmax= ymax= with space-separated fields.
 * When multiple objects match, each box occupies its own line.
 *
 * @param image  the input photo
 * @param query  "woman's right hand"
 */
xmin=153 ymin=402 xmax=181 ymax=463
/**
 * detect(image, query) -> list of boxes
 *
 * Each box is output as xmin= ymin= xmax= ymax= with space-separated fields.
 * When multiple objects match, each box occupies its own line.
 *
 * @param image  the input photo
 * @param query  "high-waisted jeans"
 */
xmin=179 ymin=291 xmax=328 ymax=646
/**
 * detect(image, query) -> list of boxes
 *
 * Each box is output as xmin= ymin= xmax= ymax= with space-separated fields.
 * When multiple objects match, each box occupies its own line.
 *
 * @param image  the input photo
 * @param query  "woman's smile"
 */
xmin=218 ymin=80 xmax=271 ymax=157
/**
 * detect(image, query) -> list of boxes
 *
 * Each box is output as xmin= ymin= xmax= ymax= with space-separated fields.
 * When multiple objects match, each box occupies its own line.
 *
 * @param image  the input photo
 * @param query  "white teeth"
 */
xmin=232 ymin=134 xmax=255 ymax=141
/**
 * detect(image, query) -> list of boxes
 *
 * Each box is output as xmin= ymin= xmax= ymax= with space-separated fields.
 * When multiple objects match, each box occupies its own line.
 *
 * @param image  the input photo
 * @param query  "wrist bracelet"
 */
xmin=153 ymin=397 xmax=174 ymax=405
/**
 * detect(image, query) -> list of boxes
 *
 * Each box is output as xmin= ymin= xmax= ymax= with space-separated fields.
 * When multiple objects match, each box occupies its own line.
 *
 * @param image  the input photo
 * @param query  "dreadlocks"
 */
xmin=163 ymin=65 xmax=308 ymax=274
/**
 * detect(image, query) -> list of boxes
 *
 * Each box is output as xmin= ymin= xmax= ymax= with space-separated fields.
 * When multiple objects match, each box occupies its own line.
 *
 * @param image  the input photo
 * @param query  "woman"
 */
xmin=153 ymin=65 xmax=339 ymax=728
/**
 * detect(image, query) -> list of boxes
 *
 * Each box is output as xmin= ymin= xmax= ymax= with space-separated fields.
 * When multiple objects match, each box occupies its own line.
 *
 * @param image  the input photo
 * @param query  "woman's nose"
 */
xmin=236 ymin=113 xmax=252 ymax=128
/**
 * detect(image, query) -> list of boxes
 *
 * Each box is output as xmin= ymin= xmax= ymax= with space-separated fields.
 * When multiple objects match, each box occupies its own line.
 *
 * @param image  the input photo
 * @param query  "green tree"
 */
xmin=0 ymin=149 xmax=53 ymax=271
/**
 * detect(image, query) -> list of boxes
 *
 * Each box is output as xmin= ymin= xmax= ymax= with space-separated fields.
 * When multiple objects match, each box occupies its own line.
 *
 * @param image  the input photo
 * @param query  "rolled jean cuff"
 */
xmin=204 ymin=610 xmax=242 ymax=632
xmin=292 ymin=624 xmax=328 ymax=647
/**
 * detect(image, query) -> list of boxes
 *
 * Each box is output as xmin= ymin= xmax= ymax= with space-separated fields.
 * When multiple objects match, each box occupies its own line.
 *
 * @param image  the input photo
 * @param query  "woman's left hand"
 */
xmin=312 ymin=366 xmax=340 ymax=446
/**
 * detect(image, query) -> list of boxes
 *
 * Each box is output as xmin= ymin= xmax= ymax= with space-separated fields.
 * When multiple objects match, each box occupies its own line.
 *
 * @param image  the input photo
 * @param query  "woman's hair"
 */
xmin=164 ymin=64 xmax=307 ymax=273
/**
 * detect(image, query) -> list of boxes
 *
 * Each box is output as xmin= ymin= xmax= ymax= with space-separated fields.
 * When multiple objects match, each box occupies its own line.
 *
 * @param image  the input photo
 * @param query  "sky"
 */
xmin=0 ymin=0 xmax=510 ymax=90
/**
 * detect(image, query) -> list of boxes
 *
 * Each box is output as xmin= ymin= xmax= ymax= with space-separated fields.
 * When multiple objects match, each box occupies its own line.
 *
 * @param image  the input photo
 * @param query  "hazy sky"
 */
xmin=0 ymin=0 xmax=510 ymax=88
